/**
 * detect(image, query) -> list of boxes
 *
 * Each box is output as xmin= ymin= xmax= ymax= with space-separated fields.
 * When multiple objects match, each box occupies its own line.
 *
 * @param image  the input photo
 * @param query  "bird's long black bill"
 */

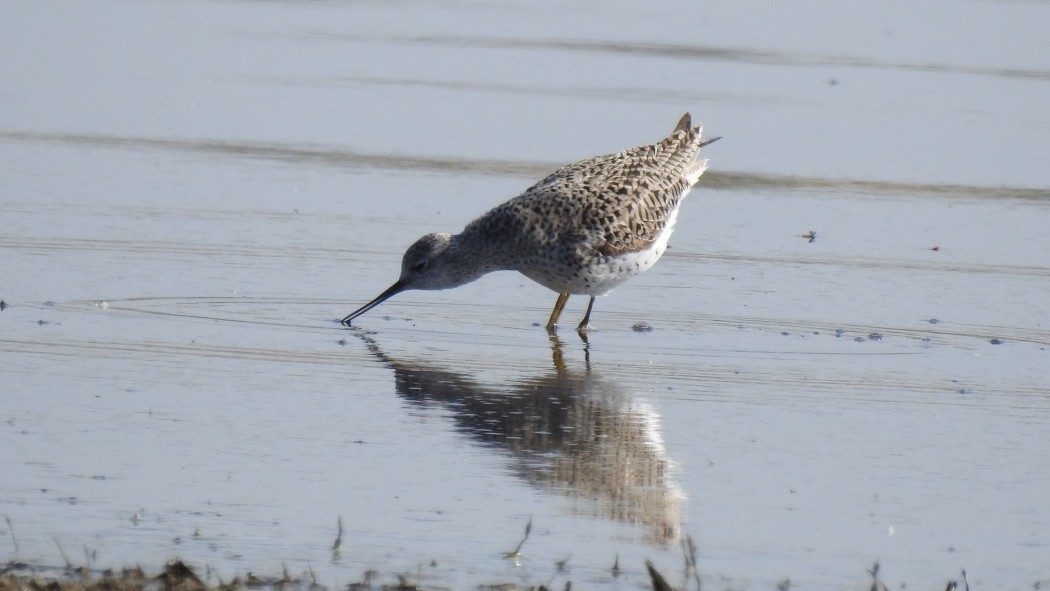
xmin=700 ymin=136 xmax=722 ymax=148
xmin=340 ymin=280 xmax=406 ymax=326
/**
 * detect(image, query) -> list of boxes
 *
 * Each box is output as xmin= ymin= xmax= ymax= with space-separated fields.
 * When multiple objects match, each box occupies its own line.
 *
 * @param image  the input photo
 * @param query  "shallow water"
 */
xmin=3 ymin=1 xmax=1050 ymax=590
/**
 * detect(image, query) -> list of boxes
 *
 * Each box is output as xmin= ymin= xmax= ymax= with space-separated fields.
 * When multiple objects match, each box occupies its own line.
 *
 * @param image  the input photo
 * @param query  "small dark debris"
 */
xmin=632 ymin=322 xmax=653 ymax=333
xmin=931 ymin=246 xmax=941 ymax=251
xmin=990 ymin=338 xmax=1004 ymax=345
xmin=835 ymin=329 xmax=845 ymax=337
xmin=781 ymin=331 xmax=790 ymax=336
xmin=868 ymin=333 xmax=883 ymax=341
xmin=38 ymin=319 xmax=49 ymax=326
xmin=929 ymin=318 xmax=941 ymax=324
xmin=0 ymin=300 xmax=6 ymax=311
xmin=854 ymin=336 xmax=865 ymax=342
xmin=157 ymin=560 xmax=205 ymax=591
xmin=801 ymin=230 xmax=817 ymax=243
xmin=644 ymin=561 xmax=674 ymax=591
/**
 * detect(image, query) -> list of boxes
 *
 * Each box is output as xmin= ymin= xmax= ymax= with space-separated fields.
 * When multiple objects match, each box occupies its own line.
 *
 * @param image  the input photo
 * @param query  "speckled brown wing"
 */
xmin=517 ymin=122 xmax=705 ymax=258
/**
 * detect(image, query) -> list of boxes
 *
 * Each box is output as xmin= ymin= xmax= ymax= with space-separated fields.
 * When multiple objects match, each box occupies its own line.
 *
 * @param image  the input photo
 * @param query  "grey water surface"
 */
xmin=2 ymin=1 xmax=1049 ymax=589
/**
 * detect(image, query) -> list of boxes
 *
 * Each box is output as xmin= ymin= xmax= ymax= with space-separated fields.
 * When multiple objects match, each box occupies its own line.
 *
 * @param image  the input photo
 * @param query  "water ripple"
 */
xmin=3 ymin=130 xmax=1047 ymax=201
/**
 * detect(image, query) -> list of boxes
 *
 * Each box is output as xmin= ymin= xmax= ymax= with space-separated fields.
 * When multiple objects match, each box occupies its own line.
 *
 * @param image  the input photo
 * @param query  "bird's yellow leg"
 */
xmin=546 ymin=292 xmax=570 ymax=331
xmin=577 ymin=296 xmax=596 ymax=332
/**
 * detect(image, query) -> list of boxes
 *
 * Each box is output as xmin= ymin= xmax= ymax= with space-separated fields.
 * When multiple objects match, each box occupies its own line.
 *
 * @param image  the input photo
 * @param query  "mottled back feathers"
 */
xmin=464 ymin=113 xmax=712 ymax=263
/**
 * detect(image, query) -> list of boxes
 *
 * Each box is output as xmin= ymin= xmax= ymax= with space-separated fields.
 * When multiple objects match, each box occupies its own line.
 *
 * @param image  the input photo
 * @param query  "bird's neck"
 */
xmin=449 ymin=223 xmax=516 ymax=277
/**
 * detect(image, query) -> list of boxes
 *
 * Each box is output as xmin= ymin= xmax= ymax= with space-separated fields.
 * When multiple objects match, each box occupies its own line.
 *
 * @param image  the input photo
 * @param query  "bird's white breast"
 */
xmin=571 ymin=196 xmax=685 ymax=296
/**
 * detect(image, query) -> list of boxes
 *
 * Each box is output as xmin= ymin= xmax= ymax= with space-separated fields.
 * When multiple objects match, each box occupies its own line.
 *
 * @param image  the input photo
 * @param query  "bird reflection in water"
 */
xmin=354 ymin=332 xmax=683 ymax=544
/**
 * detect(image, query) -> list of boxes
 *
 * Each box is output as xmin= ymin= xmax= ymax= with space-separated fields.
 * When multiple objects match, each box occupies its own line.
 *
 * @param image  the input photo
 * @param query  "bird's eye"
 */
xmin=410 ymin=260 xmax=428 ymax=272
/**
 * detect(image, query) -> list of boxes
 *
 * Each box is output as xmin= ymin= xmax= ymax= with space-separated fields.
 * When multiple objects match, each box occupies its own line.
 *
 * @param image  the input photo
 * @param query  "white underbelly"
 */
xmin=524 ymin=203 xmax=682 ymax=296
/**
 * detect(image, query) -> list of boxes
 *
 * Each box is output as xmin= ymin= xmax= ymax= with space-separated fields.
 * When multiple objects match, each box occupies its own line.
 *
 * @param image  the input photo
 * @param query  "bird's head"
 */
xmin=340 ymin=232 xmax=485 ymax=326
